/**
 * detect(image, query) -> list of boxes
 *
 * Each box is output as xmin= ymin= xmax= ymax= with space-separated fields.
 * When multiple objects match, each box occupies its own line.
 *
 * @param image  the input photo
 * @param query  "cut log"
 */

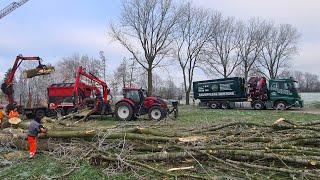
xmin=22 ymin=66 xmax=55 ymax=79
xmin=167 ymin=166 xmax=194 ymax=172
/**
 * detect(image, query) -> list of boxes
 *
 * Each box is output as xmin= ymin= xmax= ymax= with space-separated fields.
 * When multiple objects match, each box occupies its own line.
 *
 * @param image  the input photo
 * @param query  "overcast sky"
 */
xmin=0 ymin=0 xmax=319 ymax=84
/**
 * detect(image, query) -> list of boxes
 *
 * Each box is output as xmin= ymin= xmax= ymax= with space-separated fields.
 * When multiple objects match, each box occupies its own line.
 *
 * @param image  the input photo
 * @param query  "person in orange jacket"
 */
xmin=27 ymin=116 xmax=47 ymax=159
xmin=8 ymin=107 xmax=19 ymax=119
xmin=0 ymin=106 xmax=8 ymax=126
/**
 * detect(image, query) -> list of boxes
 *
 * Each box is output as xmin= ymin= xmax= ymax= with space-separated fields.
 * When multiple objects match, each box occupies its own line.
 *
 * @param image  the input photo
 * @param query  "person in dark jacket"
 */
xmin=27 ymin=116 xmax=46 ymax=159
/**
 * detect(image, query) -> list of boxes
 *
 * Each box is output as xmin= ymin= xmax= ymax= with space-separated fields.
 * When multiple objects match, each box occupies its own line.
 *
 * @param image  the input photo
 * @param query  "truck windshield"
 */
xmin=293 ymin=81 xmax=300 ymax=91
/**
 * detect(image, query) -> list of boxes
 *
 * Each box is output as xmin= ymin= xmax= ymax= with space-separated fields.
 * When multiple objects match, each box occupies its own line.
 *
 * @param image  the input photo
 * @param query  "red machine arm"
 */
xmin=2 ymin=55 xmax=42 ymax=105
xmin=73 ymin=66 xmax=109 ymax=106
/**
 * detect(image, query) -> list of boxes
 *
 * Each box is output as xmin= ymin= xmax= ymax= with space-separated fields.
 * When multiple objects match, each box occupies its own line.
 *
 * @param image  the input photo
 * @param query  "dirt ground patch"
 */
xmin=288 ymin=108 xmax=320 ymax=115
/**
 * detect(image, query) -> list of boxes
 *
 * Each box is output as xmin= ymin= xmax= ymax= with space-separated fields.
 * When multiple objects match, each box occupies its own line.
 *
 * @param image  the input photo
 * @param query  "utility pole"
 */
xmin=0 ymin=0 xmax=29 ymax=20
xmin=129 ymin=58 xmax=135 ymax=87
xmin=99 ymin=51 xmax=106 ymax=82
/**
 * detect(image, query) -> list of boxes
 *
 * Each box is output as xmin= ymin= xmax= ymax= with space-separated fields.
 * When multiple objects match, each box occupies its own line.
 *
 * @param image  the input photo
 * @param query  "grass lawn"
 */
xmin=1 ymin=106 xmax=320 ymax=179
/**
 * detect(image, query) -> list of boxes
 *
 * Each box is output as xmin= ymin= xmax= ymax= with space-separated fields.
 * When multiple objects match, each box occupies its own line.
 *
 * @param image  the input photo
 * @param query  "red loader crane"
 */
xmin=71 ymin=66 xmax=112 ymax=118
xmin=1 ymin=54 xmax=51 ymax=112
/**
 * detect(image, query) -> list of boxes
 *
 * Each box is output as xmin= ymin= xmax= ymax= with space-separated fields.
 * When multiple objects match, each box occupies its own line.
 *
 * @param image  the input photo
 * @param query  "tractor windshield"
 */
xmin=125 ymin=90 xmax=140 ymax=103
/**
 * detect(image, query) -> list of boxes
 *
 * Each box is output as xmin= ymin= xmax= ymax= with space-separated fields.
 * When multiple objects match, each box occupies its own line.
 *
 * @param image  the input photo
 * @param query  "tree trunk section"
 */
xmin=23 ymin=66 xmax=55 ymax=79
xmin=147 ymin=68 xmax=153 ymax=96
xmin=185 ymin=90 xmax=190 ymax=105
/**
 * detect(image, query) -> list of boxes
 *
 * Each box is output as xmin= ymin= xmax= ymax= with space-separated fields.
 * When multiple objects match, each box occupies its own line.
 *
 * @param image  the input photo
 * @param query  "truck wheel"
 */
xmin=66 ymin=108 xmax=75 ymax=115
xmin=56 ymin=107 xmax=65 ymax=117
xmin=115 ymin=102 xmax=134 ymax=121
xmin=275 ymin=101 xmax=287 ymax=110
xmin=209 ymin=101 xmax=220 ymax=109
xmin=35 ymin=109 xmax=46 ymax=119
xmin=221 ymin=101 xmax=230 ymax=109
xmin=148 ymin=106 xmax=165 ymax=121
xmin=252 ymin=101 xmax=265 ymax=110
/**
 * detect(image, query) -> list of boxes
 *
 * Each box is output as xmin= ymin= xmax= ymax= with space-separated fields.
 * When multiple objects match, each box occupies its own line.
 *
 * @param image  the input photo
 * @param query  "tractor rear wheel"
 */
xmin=115 ymin=102 xmax=134 ymax=121
xmin=148 ymin=106 xmax=165 ymax=121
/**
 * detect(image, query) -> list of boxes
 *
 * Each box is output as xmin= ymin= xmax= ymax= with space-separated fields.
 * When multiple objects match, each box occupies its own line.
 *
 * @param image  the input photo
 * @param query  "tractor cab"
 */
xmin=123 ymin=88 xmax=146 ymax=105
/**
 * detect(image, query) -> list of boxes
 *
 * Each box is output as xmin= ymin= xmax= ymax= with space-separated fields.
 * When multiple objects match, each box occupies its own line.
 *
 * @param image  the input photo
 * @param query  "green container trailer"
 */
xmin=193 ymin=77 xmax=303 ymax=110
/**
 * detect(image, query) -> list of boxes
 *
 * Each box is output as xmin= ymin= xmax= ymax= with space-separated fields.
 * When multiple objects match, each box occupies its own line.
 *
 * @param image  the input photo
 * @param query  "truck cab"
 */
xmin=268 ymin=78 xmax=303 ymax=110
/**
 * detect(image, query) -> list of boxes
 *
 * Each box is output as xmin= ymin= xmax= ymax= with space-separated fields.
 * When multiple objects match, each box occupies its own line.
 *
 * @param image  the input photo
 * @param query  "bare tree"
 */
xmin=202 ymin=16 xmax=242 ymax=78
xmin=14 ymin=62 xmax=56 ymax=107
xmin=99 ymin=51 xmax=107 ymax=82
xmin=172 ymin=3 xmax=212 ymax=105
xmin=113 ymin=58 xmax=138 ymax=89
xmin=57 ymin=54 xmax=103 ymax=83
xmin=258 ymin=23 xmax=300 ymax=79
xmin=293 ymin=70 xmax=305 ymax=91
xmin=237 ymin=18 xmax=269 ymax=80
xmin=304 ymin=72 xmax=318 ymax=92
xmin=109 ymin=0 xmax=182 ymax=95
xmin=157 ymin=79 xmax=179 ymax=99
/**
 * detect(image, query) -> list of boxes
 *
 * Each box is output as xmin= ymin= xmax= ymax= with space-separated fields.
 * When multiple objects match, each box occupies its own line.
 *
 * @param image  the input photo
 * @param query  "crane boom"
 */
xmin=0 ymin=0 xmax=29 ymax=20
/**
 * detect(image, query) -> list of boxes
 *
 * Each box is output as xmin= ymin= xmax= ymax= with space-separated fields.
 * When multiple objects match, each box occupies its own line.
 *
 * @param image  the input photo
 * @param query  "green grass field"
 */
xmin=1 ymin=106 xmax=320 ymax=179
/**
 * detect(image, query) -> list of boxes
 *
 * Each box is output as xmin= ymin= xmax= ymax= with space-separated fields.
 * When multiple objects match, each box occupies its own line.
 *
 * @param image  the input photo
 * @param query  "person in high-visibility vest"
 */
xmin=0 ymin=106 xmax=8 ymax=126
xmin=27 ymin=116 xmax=47 ymax=159
xmin=8 ymin=107 xmax=19 ymax=119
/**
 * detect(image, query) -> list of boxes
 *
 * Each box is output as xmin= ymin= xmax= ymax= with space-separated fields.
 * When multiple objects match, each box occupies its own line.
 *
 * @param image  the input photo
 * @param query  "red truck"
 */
xmin=25 ymin=66 xmax=111 ymax=119
xmin=24 ymin=82 xmax=103 ymax=118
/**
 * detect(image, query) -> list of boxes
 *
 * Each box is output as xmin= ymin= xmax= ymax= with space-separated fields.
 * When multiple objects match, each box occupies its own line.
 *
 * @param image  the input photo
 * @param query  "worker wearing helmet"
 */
xmin=0 ymin=106 xmax=8 ymax=126
xmin=8 ymin=107 xmax=19 ymax=119
xmin=27 ymin=116 xmax=47 ymax=159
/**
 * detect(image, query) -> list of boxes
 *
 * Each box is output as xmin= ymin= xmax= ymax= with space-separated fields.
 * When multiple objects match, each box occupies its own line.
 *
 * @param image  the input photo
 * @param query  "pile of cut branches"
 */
xmin=1 ymin=116 xmax=320 ymax=179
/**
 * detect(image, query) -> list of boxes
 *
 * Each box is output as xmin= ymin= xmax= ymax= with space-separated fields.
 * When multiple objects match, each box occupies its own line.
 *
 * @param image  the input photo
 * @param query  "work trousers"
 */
xmin=28 ymin=136 xmax=37 ymax=157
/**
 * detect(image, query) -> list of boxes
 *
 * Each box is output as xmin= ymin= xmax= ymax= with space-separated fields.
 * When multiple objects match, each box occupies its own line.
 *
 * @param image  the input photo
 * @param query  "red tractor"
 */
xmin=115 ymin=88 xmax=178 ymax=121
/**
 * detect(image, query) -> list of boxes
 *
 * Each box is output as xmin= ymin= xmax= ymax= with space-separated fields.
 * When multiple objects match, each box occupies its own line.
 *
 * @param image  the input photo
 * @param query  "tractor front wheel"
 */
xmin=115 ymin=102 xmax=134 ymax=121
xmin=148 ymin=106 xmax=165 ymax=121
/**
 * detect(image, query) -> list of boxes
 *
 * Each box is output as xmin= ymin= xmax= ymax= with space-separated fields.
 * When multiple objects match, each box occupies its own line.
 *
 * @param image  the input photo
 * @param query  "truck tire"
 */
xmin=35 ymin=109 xmax=46 ymax=119
xmin=221 ymin=101 xmax=230 ymax=109
xmin=209 ymin=101 xmax=220 ymax=109
xmin=66 ymin=108 xmax=75 ymax=115
xmin=115 ymin=102 xmax=134 ymax=121
xmin=56 ymin=107 xmax=65 ymax=117
xmin=252 ymin=100 xmax=265 ymax=110
xmin=275 ymin=101 xmax=287 ymax=110
xmin=148 ymin=106 xmax=165 ymax=121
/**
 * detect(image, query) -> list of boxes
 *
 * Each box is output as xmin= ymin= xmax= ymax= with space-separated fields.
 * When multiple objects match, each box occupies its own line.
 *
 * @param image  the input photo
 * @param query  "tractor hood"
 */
xmin=145 ymin=97 xmax=168 ymax=108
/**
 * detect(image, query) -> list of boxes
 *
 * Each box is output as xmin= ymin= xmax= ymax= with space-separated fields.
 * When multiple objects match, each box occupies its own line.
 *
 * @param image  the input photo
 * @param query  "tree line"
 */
xmin=280 ymin=70 xmax=320 ymax=92
xmin=109 ymin=0 xmax=301 ymax=104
